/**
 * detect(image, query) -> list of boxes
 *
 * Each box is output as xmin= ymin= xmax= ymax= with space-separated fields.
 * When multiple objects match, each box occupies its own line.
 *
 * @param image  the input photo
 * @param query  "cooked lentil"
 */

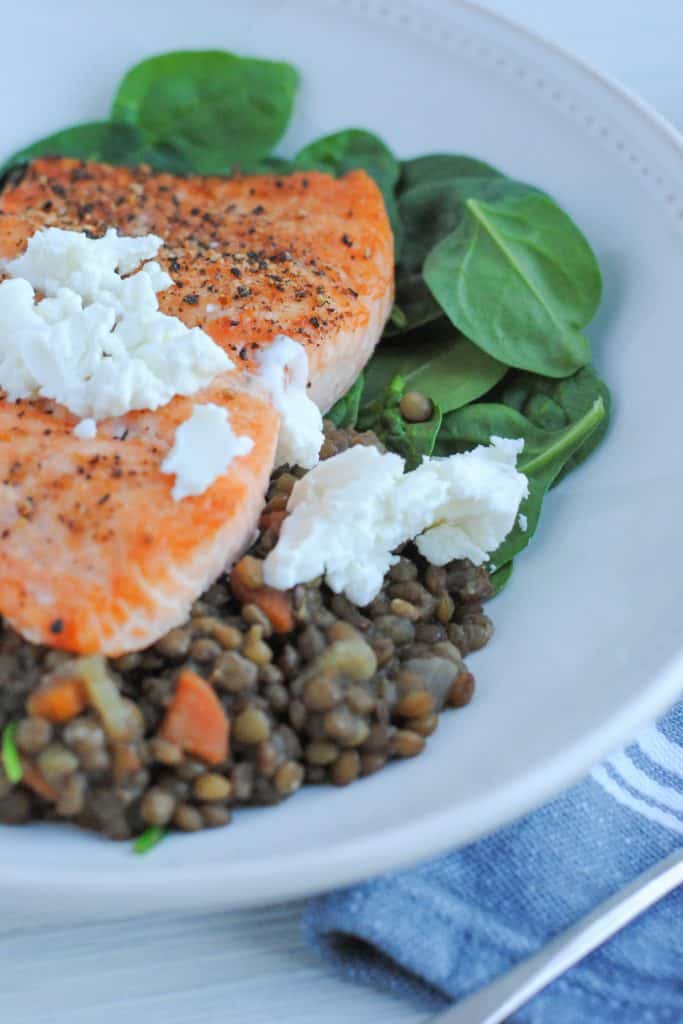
xmin=0 ymin=423 xmax=494 ymax=839
xmin=399 ymin=390 xmax=434 ymax=423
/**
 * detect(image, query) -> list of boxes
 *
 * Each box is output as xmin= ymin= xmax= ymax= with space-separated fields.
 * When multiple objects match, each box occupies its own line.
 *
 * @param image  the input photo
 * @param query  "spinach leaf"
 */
xmin=440 ymin=397 xmax=606 ymax=568
xmin=439 ymin=402 xmax=564 ymax=456
xmin=361 ymin=321 xmax=506 ymax=414
xmin=294 ymin=129 xmax=402 ymax=252
xmin=111 ymin=50 xmax=299 ymax=175
xmin=243 ymin=155 xmax=293 ymax=175
xmin=361 ymin=376 xmax=442 ymax=469
xmin=389 ymin=176 xmax=538 ymax=336
xmin=498 ymin=365 xmax=611 ymax=482
xmin=399 ymin=178 xmax=536 ymax=279
xmin=424 ymin=192 xmax=602 ymax=377
xmin=0 ymin=122 xmax=148 ymax=174
xmin=489 ymin=560 xmax=514 ymax=595
xmin=384 ymin=273 xmax=442 ymax=337
xmin=295 ymin=129 xmax=398 ymax=195
xmin=390 ymin=180 xmax=467 ymax=334
xmin=399 ymin=154 xmax=502 ymax=193
xmin=326 ymin=373 xmax=365 ymax=429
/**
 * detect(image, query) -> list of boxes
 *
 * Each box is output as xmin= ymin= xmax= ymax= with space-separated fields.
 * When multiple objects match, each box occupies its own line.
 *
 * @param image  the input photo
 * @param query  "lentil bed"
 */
xmin=0 ymin=424 xmax=494 ymax=839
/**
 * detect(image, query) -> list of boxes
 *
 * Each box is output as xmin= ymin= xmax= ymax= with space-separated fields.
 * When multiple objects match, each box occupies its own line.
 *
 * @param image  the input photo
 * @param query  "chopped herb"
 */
xmin=133 ymin=826 xmax=167 ymax=854
xmin=2 ymin=723 xmax=23 ymax=784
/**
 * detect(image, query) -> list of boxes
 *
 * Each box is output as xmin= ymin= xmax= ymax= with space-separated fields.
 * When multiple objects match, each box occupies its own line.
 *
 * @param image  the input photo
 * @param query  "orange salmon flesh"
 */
xmin=0 ymin=157 xmax=394 ymax=655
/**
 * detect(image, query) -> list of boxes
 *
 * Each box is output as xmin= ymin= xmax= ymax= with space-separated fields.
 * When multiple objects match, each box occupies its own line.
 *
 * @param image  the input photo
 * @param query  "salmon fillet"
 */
xmin=0 ymin=157 xmax=394 ymax=655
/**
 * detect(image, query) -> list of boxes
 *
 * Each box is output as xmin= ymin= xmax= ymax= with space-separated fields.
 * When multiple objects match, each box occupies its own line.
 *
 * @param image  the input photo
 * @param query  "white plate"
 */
xmin=1 ymin=0 xmax=682 ymax=920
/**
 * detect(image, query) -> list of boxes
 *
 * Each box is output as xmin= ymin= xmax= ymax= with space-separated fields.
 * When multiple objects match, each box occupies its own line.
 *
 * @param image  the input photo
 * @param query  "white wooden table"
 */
xmin=2 ymin=4 xmax=680 ymax=1021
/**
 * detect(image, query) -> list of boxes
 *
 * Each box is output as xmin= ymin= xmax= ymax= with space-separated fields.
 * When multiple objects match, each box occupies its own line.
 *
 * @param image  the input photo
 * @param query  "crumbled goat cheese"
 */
xmin=6 ymin=226 xmax=169 ymax=310
xmin=161 ymin=404 xmax=254 ymax=501
xmin=73 ymin=418 xmax=97 ymax=440
xmin=263 ymin=438 xmax=528 ymax=605
xmin=263 ymin=445 xmax=406 ymax=605
xmin=0 ymin=227 xmax=232 ymax=419
xmin=408 ymin=437 xmax=527 ymax=567
xmin=255 ymin=335 xmax=323 ymax=469
xmin=518 ymin=513 xmax=528 ymax=532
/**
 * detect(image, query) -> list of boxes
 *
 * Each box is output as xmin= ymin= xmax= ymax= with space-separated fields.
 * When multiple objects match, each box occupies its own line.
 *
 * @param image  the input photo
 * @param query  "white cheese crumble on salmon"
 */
xmin=0 ymin=227 xmax=232 ymax=420
xmin=161 ymin=403 xmax=254 ymax=501
xmin=263 ymin=438 xmax=528 ymax=605
xmin=6 ymin=226 xmax=166 ymax=306
xmin=255 ymin=335 xmax=324 ymax=469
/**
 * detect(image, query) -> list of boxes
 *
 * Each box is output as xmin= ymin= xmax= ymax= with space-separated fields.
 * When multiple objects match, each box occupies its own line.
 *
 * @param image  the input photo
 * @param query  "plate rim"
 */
xmin=1 ymin=0 xmax=682 ymax=912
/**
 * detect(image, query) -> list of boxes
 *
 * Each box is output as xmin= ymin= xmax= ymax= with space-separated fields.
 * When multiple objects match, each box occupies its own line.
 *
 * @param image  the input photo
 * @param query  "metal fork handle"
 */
xmin=428 ymin=847 xmax=683 ymax=1024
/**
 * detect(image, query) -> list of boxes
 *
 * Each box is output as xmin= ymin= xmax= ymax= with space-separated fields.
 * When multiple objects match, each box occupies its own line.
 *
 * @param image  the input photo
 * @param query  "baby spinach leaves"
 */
xmin=295 ymin=129 xmax=398 ymax=196
xmin=424 ymin=192 xmax=601 ymax=377
xmin=380 ymin=162 xmax=608 ymax=588
xmin=497 ymin=365 xmax=611 ymax=483
xmin=398 ymin=154 xmax=502 ymax=192
xmin=489 ymin=561 xmax=514 ymax=596
xmin=361 ymin=321 xmax=506 ymax=414
xmin=389 ymin=173 xmax=538 ymax=337
xmin=2 ymin=51 xmax=298 ymax=177
xmin=0 ymin=122 xmax=149 ymax=175
xmin=111 ymin=51 xmax=299 ymax=175
xmin=326 ymin=373 xmax=365 ymax=429
xmin=391 ymin=180 xmax=468 ymax=334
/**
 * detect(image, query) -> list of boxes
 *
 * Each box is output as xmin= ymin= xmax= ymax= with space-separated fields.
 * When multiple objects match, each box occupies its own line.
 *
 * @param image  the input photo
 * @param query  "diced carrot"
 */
xmin=21 ymin=760 xmax=58 ymax=803
xmin=231 ymin=557 xmax=294 ymax=634
xmin=27 ymin=676 xmax=87 ymax=723
xmin=159 ymin=669 xmax=229 ymax=765
xmin=250 ymin=588 xmax=294 ymax=634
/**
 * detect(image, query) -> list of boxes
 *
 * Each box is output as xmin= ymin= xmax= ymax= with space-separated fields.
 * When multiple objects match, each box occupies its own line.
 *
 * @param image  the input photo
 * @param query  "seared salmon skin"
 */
xmin=0 ymin=158 xmax=394 ymax=655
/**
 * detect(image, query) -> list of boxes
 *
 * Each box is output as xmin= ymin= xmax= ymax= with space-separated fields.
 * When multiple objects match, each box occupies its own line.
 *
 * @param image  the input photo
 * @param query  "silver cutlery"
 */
xmin=429 ymin=847 xmax=683 ymax=1024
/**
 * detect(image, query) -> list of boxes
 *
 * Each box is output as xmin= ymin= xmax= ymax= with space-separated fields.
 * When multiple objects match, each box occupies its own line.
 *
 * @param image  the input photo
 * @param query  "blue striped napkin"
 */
xmin=304 ymin=704 xmax=683 ymax=1022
